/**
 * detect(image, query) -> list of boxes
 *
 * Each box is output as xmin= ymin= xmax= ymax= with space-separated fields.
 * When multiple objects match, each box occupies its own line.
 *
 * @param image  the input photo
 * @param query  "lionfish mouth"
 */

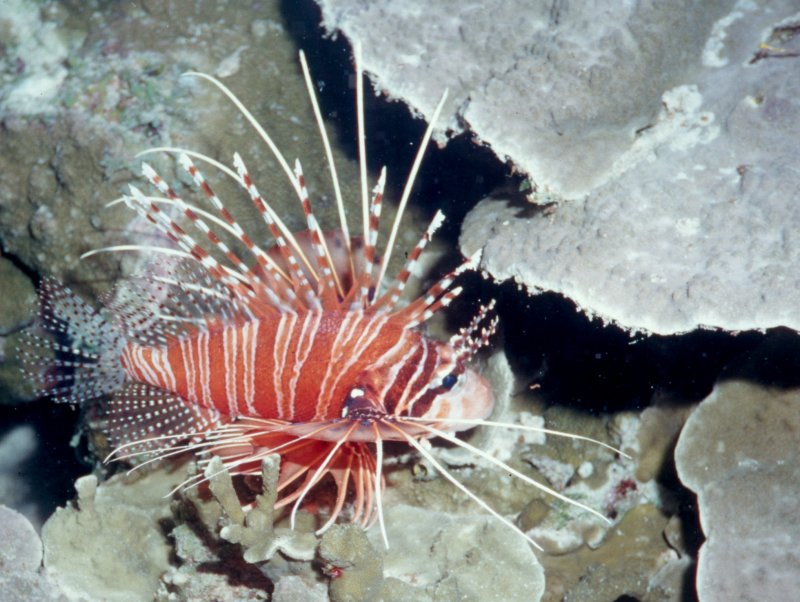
xmin=243 ymin=415 xmax=432 ymax=443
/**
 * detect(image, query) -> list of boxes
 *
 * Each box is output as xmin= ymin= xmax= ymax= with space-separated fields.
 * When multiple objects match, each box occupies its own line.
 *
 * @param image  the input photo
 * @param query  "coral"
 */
xmin=23 ymin=393 xmax=686 ymax=602
xmin=539 ymin=504 xmax=686 ymax=602
xmin=158 ymin=510 xmax=274 ymax=602
xmin=514 ymin=409 xmax=656 ymax=555
xmin=635 ymin=403 xmax=693 ymax=483
xmin=37 ymin=461 xmax=280 ymax=601
xmin=271 ymin=575 xmax=328 ymax=602
xmin=371 ymin=504 xmax=544 ymax=602
xmin=0 ymin=426 xmax=38 ymax=524
xmin=0 ymin=2 xmax=738 ymax=600
xmin=42 ymin=473 xmax=172 ymax=601
xmin=156 ymin=456 xmax=319 ymax=600
xmin=0 ymin=257 xmax=37 ymax=403
xmin=320 ymin=0 xmax=800 ymax=334
xmin=317 ymin=0 xmax=731 ymax=198
xmin=204 ymin=455 xmax=317 ymax=564
xmin=675 ymin=380 xmax=800 ymax=601
xmin=319 ymin=502 xmax=547 ymax=602
xmin=0 ymin=257 xmax=36 ymax=336
xmin=0 ymin=0 xmax=407 ymax=298
xmin=319 ymin=524 xmax=385 ymax=602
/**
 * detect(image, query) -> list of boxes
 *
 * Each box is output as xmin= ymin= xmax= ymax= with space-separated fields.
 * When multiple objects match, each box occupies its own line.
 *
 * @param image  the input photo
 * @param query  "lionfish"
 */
xmin=21 ymin=46 xmax=618 ymax=549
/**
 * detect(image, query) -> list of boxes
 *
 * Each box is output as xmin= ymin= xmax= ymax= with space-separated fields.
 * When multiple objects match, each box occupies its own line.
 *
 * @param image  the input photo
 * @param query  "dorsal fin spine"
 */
xmin=233 ymin=153 xmax=320 ymax=311
xmin=294 ymin=159 xmax=343 ymax=306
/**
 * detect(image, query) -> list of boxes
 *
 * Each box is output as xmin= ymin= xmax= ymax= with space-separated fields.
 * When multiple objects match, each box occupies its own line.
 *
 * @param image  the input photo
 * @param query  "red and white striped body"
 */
xmin=120 ymin=308 xmax=488 ymax=439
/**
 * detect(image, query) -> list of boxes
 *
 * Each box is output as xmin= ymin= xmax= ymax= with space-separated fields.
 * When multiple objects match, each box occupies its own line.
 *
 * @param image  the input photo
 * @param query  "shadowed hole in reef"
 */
xmin=449 ymin=272 xmax=775 ymax=412
xmin=0 ymin=401 xmax=89 ymax=527
xmin=0 ymin=253 xmax=91 ymax=525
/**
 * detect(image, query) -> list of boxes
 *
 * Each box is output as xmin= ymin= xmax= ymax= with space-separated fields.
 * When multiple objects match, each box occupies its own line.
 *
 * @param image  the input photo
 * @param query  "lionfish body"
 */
xmin=119 ymin=297 xmax=493 ymax=438
xmin=22 ymin=48 xmax=499 ymax=538
xmin=22 ymin=49 xmax=618 ymax=548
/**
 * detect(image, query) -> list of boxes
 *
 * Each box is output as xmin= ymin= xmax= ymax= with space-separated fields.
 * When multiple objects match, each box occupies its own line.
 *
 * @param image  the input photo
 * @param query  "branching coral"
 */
xmin=203 ymin=455 xmax=317 ymax=564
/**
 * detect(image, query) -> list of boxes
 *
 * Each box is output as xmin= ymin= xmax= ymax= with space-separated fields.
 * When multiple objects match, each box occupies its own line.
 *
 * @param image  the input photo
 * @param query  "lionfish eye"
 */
xmin=441 ymin=373 xmax=458 ymax=390
xmin=341 ymin=388 xmax=370 ymax=418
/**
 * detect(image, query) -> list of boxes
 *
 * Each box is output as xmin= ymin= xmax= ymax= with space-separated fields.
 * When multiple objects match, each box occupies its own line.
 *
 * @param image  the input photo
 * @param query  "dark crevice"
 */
xmin=450 ymin=274 xmax=777 ymax=413
xmin=0 ymin=247 xmax=41 ymax=287
xmin=0 ymin=400 xmax=90 ymax=527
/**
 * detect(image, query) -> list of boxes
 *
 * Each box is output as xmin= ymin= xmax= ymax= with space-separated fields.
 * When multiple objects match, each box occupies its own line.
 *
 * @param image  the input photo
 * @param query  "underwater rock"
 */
xmin=0 ymin=0 xmax=373 ymax=294
xmin=635 ymin=403 xmax=694 ymax=484
xmin=271 ymin=575 xmax=328 ymax=602
xmin=318 ymin=0 xmax=800 ymax=334
xmin=378 ymin=354 xmax=681 ymax=599
xmin=0 ymin=505 xmax=66 ymax=601
xmin=539 ymin=504 xmax=684 ymax=602
xmin=0 ymin=258 xmax=37 ymax=402
xmin=675 ymin=380 xmax=800 ymax=601
xmin=0 ymin=425 xmax=38 ymax=524
xmin=319 ymin=524 xmax=384 ymax=602
xmin=0 ymin=257 xmax=36 ymax=336
xmin=41 ymin=462 xmax=281 ymax=601
xmin=0 ymin=505 xmax=40 ymax=583
xmin=166 ymin=457 xmax=317 ymax=600
xmin=371 ymin=504 xmax=545 ymax=602
xmin=316 ymin=0 xmax=730 ymax=197
xmin=159 ymin=506 xmax=275 ymax=602
xmin=159 ymin=525 xmax=273 ymax=602
xmin=41 ymin=472 xmax=173 ymax=601
xmin=457 ymin=3 xmax=800 ymax=335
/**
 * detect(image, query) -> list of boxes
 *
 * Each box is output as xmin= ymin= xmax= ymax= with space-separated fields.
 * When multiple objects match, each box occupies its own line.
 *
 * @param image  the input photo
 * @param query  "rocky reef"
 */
xmin=318 ymin=0 xmax=800 ymax=335
xmin=0 ymin=350 xmax=694 ymax=601
xmin=675 ymin=380 xmax=800 ymax=601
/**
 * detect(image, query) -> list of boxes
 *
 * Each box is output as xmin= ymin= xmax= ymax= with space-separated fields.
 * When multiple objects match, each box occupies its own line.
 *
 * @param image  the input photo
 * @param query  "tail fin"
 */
xmin=18 ymin=278 xmax=126 ymax=404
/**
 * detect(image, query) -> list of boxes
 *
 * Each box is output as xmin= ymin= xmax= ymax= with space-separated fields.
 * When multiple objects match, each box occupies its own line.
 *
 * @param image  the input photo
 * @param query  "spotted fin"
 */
xmin=18 ymin=278 xmax=125 ymax=404
xmin=104 ymin=382 xmax=222 ymax=456
xmin=105 ymin=260 xmax=249 ymax=346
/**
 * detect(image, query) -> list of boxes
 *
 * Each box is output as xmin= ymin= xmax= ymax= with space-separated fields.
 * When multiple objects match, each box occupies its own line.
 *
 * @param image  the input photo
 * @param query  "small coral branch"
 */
xmin=203 ymin=455 xmax=316 ymax=563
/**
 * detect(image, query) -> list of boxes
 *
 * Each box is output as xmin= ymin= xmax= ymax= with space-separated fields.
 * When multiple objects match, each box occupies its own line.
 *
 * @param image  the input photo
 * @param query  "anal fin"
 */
xmin=104 ymin=382 xmax=223 ymax=457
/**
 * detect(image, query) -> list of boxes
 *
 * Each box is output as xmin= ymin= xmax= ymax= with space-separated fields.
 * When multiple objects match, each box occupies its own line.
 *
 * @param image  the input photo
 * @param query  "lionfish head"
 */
xmin=339 ymin=300 xmax=498 ymax=441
